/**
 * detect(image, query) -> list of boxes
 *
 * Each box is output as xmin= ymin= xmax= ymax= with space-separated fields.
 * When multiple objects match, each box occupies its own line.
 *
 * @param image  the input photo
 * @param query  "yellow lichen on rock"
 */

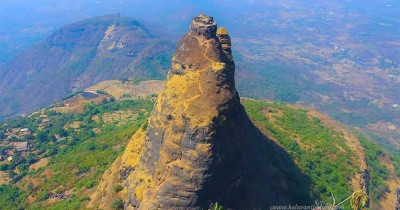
xmin=165 ymin=73 xmax=193 ymax=96
xmin=121 ymin=128 xmax=147 ymax=167
xmin=211 ymin=61 xmax=226 ymax=71
xmin=186 ymin=149 xmax=200 ymax=159
xmin=120 ymin=127 xmax=155 ymax=204
xmin=172 ymin=63 xmax=181 ymax=70
xmin=171 ymin=157 xmax=194 ymax=171
xmin=155 ymin=92 xmax=164 ymax=113
xmin=135 ymin=184 xmax=147 ymax=201
xmin=217 ymin=27 xmax=229 ymax=35
xmin=88 ymin=156 xmax=124 ymax=209
xmin=196 ymin=143 xmax=212 ymax=155
xmin=165 ymin=70 xmax=220 ymax=128
xmin=128 ymin=168 xmax=154 ymax=201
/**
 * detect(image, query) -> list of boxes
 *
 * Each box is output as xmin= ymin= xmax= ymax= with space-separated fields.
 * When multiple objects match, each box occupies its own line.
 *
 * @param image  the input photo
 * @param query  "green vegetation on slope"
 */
xmin=0 ymin=185 xmax=27 ymax=210
xmin=357 ymin=135 xmax=390 ymax=202
xmin=243 ymin=99 xmax=359 ymax=206
xmin=0 ymin=97 xmax=154 ymax=209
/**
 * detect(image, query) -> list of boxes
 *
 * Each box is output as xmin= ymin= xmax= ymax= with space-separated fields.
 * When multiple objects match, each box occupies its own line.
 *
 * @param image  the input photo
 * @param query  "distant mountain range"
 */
xmin=0 ymin=14 xmax=174 ymax=120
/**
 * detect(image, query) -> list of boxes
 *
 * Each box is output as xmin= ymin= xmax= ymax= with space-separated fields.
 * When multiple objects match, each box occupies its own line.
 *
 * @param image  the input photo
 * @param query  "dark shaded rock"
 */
xmin=189 ymin=14 xmax=217 ymax=39
xmin=362 ymin=169 xmax=370 ymax=207
xmin=396 ymin=189 xmax=400 ymax=210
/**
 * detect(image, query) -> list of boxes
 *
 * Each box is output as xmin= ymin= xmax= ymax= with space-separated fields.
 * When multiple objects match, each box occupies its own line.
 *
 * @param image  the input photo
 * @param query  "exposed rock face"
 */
xmin=91 ymin=14 xmax=308 ymax=209
xmin=362 ymin=169 xmax=370 ymax=207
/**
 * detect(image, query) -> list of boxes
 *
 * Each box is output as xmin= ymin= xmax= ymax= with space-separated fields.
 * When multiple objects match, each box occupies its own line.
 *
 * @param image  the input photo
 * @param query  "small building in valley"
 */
xmin=16 ymin=142 xmax=29 ymax=152
xmin=42 ymin=119 xmax=51 ymax=123
xmin=82 ymin=90 xmax=99 ymax=99
xmin=56 ymin=137 xmax=67 ymax=142
xmin=20 ymin=128 xmax=31 ymax=136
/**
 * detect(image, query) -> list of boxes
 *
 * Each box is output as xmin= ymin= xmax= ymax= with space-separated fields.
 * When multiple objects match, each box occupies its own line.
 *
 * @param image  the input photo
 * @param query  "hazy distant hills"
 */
xmin=0 ymin=14 xmax=174 ymax=119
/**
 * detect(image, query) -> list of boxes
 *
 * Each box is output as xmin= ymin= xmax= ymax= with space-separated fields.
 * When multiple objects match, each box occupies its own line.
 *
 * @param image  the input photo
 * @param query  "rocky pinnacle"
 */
xmin=124 ymin=13 xmax=242 ymax=209
xmin=90 ymin=14 xmax=303 ymax=210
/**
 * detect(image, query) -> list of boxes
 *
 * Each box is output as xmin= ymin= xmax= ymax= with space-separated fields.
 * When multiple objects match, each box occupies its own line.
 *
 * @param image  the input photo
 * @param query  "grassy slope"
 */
xmin=242 ymin=99 xmax=393 ymax=207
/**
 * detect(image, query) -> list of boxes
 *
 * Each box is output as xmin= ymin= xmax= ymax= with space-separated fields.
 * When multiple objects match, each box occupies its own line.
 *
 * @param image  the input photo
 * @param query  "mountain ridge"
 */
xmin=0 ymin=14 xmax=175 ymax=120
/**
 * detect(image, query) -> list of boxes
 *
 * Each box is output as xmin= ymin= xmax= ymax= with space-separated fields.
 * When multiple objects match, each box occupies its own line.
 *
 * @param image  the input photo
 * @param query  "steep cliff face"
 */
xmin=90 ymin=14 xmax=310 ymax=209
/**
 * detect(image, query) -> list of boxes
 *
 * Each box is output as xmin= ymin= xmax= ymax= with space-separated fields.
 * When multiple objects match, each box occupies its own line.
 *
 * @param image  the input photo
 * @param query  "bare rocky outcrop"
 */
xmin=361 ymin=169 xmax=370 ymax=207
xmin=90 ymin=14 xmax=310 ymax=210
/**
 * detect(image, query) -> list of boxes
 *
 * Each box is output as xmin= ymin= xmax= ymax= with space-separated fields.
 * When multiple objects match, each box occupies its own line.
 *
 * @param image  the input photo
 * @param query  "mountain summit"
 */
xmin=90 ymin=14 xmax=310 ymax=209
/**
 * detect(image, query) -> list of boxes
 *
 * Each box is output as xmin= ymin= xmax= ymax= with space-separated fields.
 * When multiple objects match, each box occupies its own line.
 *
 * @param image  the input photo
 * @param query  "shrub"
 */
xmin=85 ymin=180 xmax=96 ymax=189
xmin=96 ymin=90 xmax=109 ymax=95
xmin=111 ymin=197 xmax=124 ymax=209
xmin=36 ymin=191 xmax=50 ymax=201
xmin=149 ymin=93 xmax=158 ymax=98
xmin=209 ymin=202 xmax=224 ymax=210
xmin=114 ymin=184 xmax=123 ymax=192
xmin=36 ymin=131 xmax=50 ymax=142
xmin=80 ymin=195 xmax=91 ymax=201
xmin=122 ymin=94 xmax=131 ymax=98
xmin=0 ymin=164 xmax=8 ymax=171
xmin=8 ymin=170 xmax=17 ymax=178
xmin=141 ymin=120 xmax=148 ymax=131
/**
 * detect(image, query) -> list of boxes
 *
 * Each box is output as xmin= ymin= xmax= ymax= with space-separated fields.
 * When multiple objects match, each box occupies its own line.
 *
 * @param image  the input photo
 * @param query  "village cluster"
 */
xmin=0 ymin=116 xmax=57 ymax=164
xmin=0 ymin=128 xmax=32 ymax=162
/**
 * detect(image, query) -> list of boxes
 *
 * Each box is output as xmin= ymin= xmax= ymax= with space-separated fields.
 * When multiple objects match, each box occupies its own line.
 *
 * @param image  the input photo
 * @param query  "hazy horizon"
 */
xmin=1 ymin=0 xmax=399 ymax=64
